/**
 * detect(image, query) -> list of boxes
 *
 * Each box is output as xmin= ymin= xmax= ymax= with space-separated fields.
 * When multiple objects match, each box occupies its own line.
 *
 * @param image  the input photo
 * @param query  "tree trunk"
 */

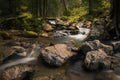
xmin=110 ymin=0 xmax=120 ymax=38
xmin=61 ymin=0 xmax=67 ymax=12
xmin=88 ymin=0 xmax=92 ymax=14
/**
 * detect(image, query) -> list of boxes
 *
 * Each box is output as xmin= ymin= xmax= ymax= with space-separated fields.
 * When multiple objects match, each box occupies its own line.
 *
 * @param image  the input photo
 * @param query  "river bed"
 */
xmin=0 ymin=36 xmax=118 ymax=80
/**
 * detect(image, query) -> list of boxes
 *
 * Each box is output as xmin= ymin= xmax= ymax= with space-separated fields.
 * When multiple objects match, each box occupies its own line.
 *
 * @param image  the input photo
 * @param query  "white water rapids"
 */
xmin=55 ymin=27 xmax=90 ymax=41
xmin=69 ymin=27 xmax=90 ymax=41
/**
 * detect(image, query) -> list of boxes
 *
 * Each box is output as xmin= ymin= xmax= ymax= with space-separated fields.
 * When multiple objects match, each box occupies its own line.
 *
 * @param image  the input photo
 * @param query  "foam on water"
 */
xmin=0 ymin=57 xmax=36 ymax=71
xmin=68 ymin=27 xmax=90 ymax=41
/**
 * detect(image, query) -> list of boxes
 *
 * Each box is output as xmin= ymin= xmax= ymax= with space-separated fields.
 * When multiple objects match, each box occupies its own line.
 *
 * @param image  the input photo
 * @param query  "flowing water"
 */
xmin=0 ymin=57 xmax=36 ymax=71
xmin=69 ymin=27 xmax=90 ymax=41
xmin=0 ymin=28 xmax=96 ymax=80
xmin=0 ymin=43 xmax=41 ymax=73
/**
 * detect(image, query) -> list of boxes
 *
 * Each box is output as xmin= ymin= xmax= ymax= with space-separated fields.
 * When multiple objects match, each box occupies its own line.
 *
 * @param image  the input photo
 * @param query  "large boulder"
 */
xmin=41 ymin=44 xmax=75 ymax=66
xmin=84 ymin=49 xmax=110 ymax=70
xmin=84 ymin=49 xmax=120 ymax=70
xmin=79 ymin=40 xmax=113 ymax=55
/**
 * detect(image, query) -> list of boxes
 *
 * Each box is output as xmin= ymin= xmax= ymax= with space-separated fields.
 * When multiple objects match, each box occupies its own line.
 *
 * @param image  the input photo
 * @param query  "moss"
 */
xmin=24 ymin=31 xmax=38 ymax=38
xmin=19 ymin=12 xmax=33 ymax=19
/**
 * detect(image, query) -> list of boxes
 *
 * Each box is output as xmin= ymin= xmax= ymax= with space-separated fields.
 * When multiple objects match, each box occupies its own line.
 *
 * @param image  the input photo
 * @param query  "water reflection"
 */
xmin=67 ymin=61 xmax=95 ymax=80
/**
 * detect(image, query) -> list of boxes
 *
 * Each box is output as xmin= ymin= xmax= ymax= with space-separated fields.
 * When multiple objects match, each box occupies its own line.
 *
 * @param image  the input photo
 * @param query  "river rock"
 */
xmin=56 ymin=18 xmax=70 ymax=26
xmin=106 ymin=56 xmax=120 ymax=69
xmin=83 ymin=21 xmax=92 ymax=28
xmin=84 ymin=49 xmax=120 ymax=70
xmin=43 ymin=23 xmax=54 ymax=32
xmin=84 ymin=49 xmax=110 ymax=70
xmin=24 ymin=31 xmax=38 ymax=38
xmin=110 ymin=41 xmax=120 ymax=53
xmin=52 ymin=30 xmax=69 ymax=38
xmin=41 ymin=44 xmax=75 ymax=66
xmin=40 ymin=30 xmax=49 ymax=37
xmin=79 ymin=40 xmax=113 ymax=55
xmin=1 ymin=64 xmax=33 ymax=80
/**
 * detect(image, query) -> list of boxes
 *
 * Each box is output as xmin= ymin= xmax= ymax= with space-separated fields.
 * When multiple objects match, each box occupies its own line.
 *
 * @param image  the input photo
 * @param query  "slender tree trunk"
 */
xmin=88 ymin=0 xmax=92 ymax=14
xmin=61 ymin=0 xmax=67 ymax=12
xmin=37 ymin=0 xmax=40 ymax=17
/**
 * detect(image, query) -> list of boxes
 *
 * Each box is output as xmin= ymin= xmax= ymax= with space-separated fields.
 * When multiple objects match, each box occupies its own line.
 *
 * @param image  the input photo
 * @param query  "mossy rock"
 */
xmin=0 ymin=31 xmax=10 ymax=39
xmin=24 ymin=31 xmax=38 ymax=38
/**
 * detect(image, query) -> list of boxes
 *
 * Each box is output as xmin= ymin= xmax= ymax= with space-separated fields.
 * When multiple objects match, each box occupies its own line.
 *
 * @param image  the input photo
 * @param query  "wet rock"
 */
xmin=24 ymin=31 xmax=38 ymax=38
xmin=56 ymin=18 xmax=70 ymax=27
xmin=107 ymin=56 xmax=120 ymax=69
xmin=41 ymin=44 xmax=75 ymax=66
xmin=68 ymin=23 xmax=78 ymax=30
xmin=95 ymin=70 xmax=120 ymax=80
xmin=43 ymin=23 xmax=54 ymax=32
xmin=84 ymin=49 xmax=120 ymax=70
xmin=52 ymin=30 xmax=69 ymax=38
xmin=79 ymin=40 xmax=113 ymax=55
xmin=40 ymin=31 xmax=49 ymax=37
xmin=1 ymin=64 xmax=33 ymax=80
xmin=68 ymin=26 xmax=77 ymax=30
xmin=84 ymin=49 xmax=110 ymax=70
xmin=83 ymin=21 xmax=92 ymax=28
xmin=110 ymin=41 xmax=120 ymax=54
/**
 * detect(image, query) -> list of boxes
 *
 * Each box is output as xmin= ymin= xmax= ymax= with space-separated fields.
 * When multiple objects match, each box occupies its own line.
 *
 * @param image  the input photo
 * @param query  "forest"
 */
xmin=0 ymin=0 xmax=119 ymax=80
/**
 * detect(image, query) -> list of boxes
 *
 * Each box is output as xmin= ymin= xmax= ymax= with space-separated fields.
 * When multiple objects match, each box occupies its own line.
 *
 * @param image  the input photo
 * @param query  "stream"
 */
xmin=0 ymin=38 xmax=97 ymax=80
xmin=0 ymin=28 xmax=111 ymax=80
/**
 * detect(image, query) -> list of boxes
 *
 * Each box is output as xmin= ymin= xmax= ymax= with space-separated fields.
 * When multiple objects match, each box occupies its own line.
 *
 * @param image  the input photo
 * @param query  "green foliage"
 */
xmin=0 ymin=0 xmax=111 ymax=31
xmin=19 ymin=12 xmax=32 ymax=19
xmin=69 ymin=7 xmax=88 ymax=22
xmin=65 ymin=0 xmax=110 ymax=22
